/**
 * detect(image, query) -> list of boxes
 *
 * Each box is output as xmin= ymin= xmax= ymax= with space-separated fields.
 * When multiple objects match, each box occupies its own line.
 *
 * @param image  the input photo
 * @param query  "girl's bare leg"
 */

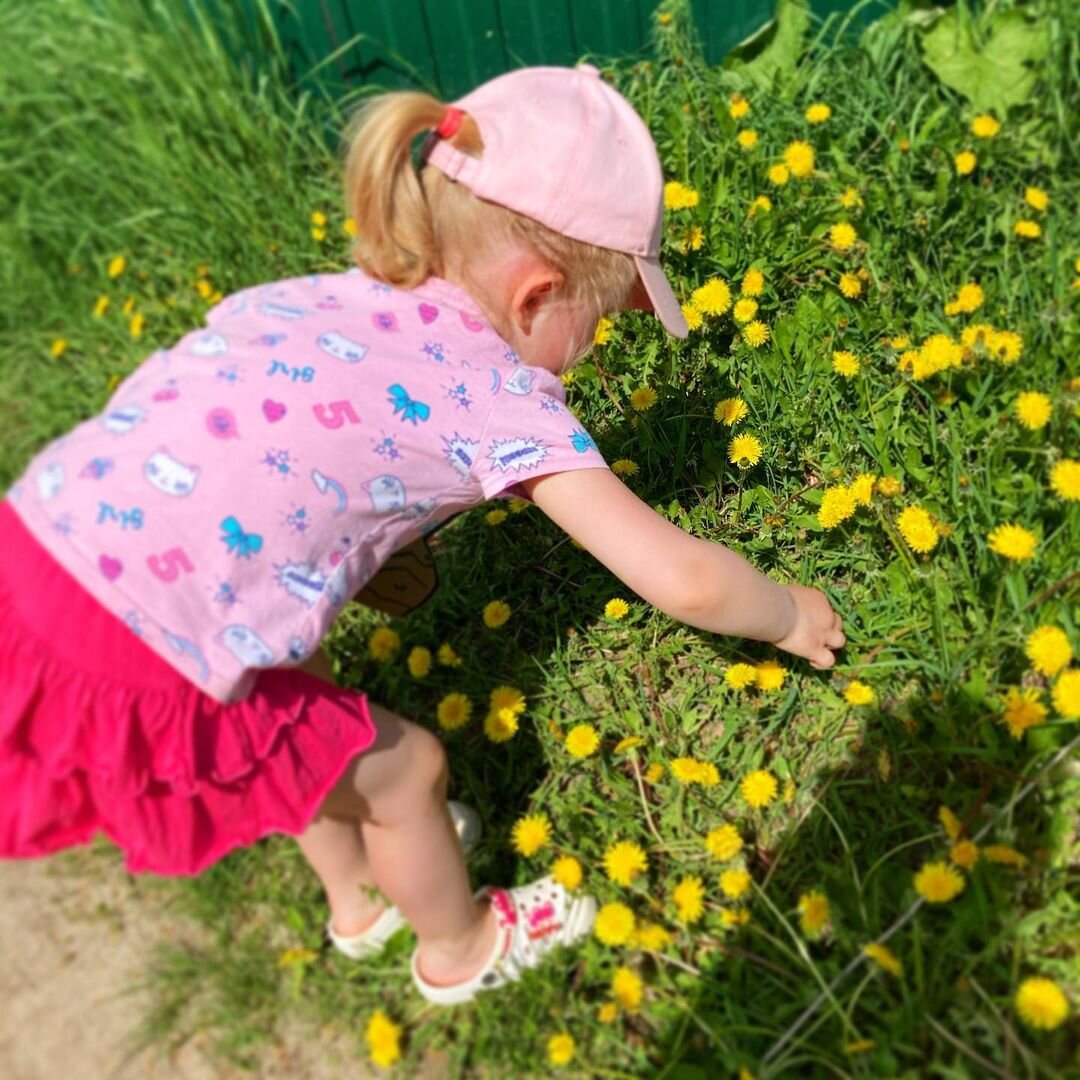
xmin=294 ymin=652 xmax=496 ymax=984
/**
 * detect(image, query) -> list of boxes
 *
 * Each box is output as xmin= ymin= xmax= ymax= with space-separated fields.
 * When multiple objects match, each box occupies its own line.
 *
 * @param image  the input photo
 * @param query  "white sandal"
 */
xmin=410 ymin=875 xmax=597 ymax=1005
xmin=326 ymin=800 xmax=481 ymax=960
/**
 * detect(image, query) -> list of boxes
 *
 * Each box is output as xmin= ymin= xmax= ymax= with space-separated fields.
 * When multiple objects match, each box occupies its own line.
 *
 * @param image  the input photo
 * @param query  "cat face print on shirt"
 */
xmin=144 ymin=449 xmax=201 ymax=497
xmin=316 ymin=331 xmax=369 ymax=364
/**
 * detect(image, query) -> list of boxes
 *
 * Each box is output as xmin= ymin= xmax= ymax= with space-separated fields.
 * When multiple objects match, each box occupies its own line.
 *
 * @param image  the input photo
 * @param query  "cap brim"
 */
xmin=634 ymin=255 xmax=688 ymax=338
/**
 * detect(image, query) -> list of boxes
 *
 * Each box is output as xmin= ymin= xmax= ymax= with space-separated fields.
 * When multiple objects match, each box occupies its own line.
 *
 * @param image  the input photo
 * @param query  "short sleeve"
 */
xmin=473 ymin=376 xmax=608 ymax=503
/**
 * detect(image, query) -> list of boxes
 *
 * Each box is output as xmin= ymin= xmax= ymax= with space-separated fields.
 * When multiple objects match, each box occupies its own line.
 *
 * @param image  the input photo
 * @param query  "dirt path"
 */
xmin=0 ymin=846 xmax=371 ymax=1079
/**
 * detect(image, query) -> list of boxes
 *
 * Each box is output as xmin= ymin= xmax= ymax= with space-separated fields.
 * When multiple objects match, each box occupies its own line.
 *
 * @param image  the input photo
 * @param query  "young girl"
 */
xmin=0 ymin=65 xmax=844 ymax=1005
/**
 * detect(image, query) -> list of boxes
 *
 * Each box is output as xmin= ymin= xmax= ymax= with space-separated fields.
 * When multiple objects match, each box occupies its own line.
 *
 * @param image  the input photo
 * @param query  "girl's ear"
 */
xmin=510 ymin=267 xmax=565 ymax=335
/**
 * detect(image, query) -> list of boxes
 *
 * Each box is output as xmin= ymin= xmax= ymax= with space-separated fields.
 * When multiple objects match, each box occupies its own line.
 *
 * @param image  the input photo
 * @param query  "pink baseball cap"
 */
xmin=421 ymin=64 xmax=689 ymax=339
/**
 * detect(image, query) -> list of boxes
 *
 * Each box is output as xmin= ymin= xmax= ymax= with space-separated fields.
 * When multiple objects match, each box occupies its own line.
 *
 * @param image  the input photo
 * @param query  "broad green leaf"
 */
xmin=727 ymin=0 xmax=812 ymax=93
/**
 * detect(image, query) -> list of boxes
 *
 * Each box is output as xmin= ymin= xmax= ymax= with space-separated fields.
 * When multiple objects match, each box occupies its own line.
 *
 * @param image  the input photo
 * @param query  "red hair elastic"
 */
xmin=434 ymin=106 xmax=465 ymax=140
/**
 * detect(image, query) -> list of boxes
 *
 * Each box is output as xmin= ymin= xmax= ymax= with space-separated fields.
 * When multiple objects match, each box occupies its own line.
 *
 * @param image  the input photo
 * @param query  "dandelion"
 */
xmin=725 ymin=663 xmax=757 ymax=690
xmin=1050 ymin=459 xmax=1080 ymax=500
xmin=547 ymin=1033 xmax=575 ymax=1066
xmin=767 ymin=163 xmax=790 ymax=186
xmin=107 ymin=254 xmax=126 ymax=278
xmin=850 ymin=473 xmax=876 ymax=505
xmin=950 ymin=840 xmax=979 ymax=869
xmin=483 ymin=599 xmax=512 ymax=628
xmin=1052 ymin=669 xmax=1080 ymax=717
xmin=485 ymin=509 xmax=508 ymax=526
xmin=844 ymin=681 xmax=875 ymax=706
xmin=311 ymin=226 xmax=326 ymax=242
xmin=365 ymin=1010 xmax=402 ymax=1068
xmin=598 ymin=1002 xmax=618 ymax=1023
xmin=971 ymin=113 xmax=1001 ymax=138
xmin=897 ymin=505 xmax=940 ymax=554
xmin=784 ymin=140 xmax=815 ymax=178
xmin=798 ymin=890 xmax=830 ymax=937
xmin=1025 ymin=627 xmax=1072 ymax=677
xmin=436 ymin=642 xmax=462 ymax=667
xmin=594 ymin=316 xmax=613 ymax=346
xmin=914 ymin=860 xmax=965 ymax=902
xmin=49 ymin=338 xmax=68 ymax=359
xmin=830 ymin=222 xmax=857 ymax=250
xmin=692 ymin=278 xmax=733 ymax=316
xmin=93 ymin=295 xmax=111 ymax=318
xmin=484 ymin=707 xmax=519 ymax=742
xmin=955 ymin=150 xmax=977 ymax=175
xmin=671 ymin=758 xmax=703 ymax=784
xmin=368 ymin=627 xmax=401 ymax=661
xmin=634 ymin=922 xmax=673 ymax=951
xmin=612 ymin=967 xmax=644 ymax=1011
xmin=838 ymin=272 xmax=862 ymax=298
xmin=603 ymin=841 xmax=648 ymax=887
xmin=714 ymin=397 xmax=749 ymax=425
xmin=664 ymin=181 xmax=700 ymax=210
xmin=863 ymin=942 xmax=902 ymax=977
xmin=741 ymin=770 xmax=778 ymax=808
xmin=436 ymin=692 xmax=472 ymax=731
xmin=945 ymin=282 xmax=984 ymax=315
xmin=988 ymin=329 xmax=1023 ymax=364
xmin=1014 ymin=391 xmax=1052 ymax=430
xmin=733 ymin=297 xmax=758 ymax=323
xmin=129 ymin=313 xmax=145 ymax=338
xmin=939 ymin=805 xmax=963 ymax=840
xmin=406 ymin=646 xmax=432 ymax=678
xmin=594 ymin=901 xmax=636 ymax=945
xmin=552 ymin=855 xmax=583 ymax=891
xmin=1025 ymin=186 xmax=1049 ymax=212
xmin=839 ymin=186 xmax=862 ymax=209
xmin=511 ymin=813 xmax=551 ymax=856
xmin=680 ymin=225 xmax=705 ymax=253
xmin=741 ymin=268 xmax=765 ymax=295
xmin=561 ymin=723 xmax=599 ymax=759
xmin=611 ymin=459 xmax=639 ymax=477
xmin=987 ymin=523 xmax=1037 ymax=562
xmin=630 ymin=386 xmax=658 ymax=412
xmin=605 ymin=598 xmax=630 ymax=620
xmin=728 ymin=434 xmax=763 ymax=468
xmin=343 ymin=216 xmax=358 ymax=237
xmin=832 ymin=350 xmax=860 ymax=377
xmin=742 ymin=320 xmax=770 ymax=347
xmin=983 ymin=845 xmax=1027 ymax=867
xmin=818 ymin=485 xmax=857 ymax=529
xmin=681 ymin=303 xmax=703 ymax=331
xmin=705 ymin=824 xmax=744 ymax=861
xmin=489 ymin=684 xmax=526 ymax=716
xmin=1015 ymin=219 xmax=1042 ymax=239
xmin=1015 ymin=977 xmax=1069 ymax=1031
xmin=754 ymin=660 xmax=787 ymax=691
xmin=672 ymin=876 xmax=705 ymax=924
xmin=720 ymin=869 xmax=751 ymax=900
xmin=644 ymin=762 xmax=665 ymax=783
xmin=737 ymin=129 xmax=759 ymax=150
xmin=729 ymin=93 xmax=750 ymax=119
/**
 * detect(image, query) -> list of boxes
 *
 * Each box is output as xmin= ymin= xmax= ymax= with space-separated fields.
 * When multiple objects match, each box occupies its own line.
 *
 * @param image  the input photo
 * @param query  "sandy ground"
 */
xmin=0 ymin=846 xmax=378 ymax=1079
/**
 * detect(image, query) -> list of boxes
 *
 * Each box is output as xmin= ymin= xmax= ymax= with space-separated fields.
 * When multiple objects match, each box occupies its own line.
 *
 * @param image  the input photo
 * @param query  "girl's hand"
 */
xmin=772 ymin=584 xmax=845 ymax=669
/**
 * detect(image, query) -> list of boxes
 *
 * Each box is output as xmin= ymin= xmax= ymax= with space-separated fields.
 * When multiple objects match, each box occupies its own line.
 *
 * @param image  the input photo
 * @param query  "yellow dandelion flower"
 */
xmin=798 ymin=890 xmax=830 ymax=937
xmin=672 ymin=876 xmax=705 ymax=924
xmin=511 ymin=813 xmax=551 ymax=856
xmin=728 ymin=433 xmax=763 ymax=468
xmin=1052 ymin=669 xmax=1080 ymax=717
xmin=485 ymin=508 xmax=508 ymax=525
xmin=93 ymin=295 xmax=111 ymax=318
xmin=1015 ymin=219 xmax=1041 ymax=239
xmin=754 ymin=660 xmax=787 ymax=691
xmin=725 ymin=663 xmax=757 ymax=690
xmin=742 ymin=320 xmax=770 ymax=347
xmin=950 ymin=839 xmax=979 ymax=870
xmin=365 ymin=1010 xmax=402 ymax=1069
xmin=605 ymin=598 xmax=630 ymax=620
xmin=877 ymin=476 xmax=901 ymax=497
xmin=1015 ymin=977 xmax=1069 ymax=1031
xmin=436 ymin=692 xmax=472 ymax=731
xmin=955 ymin=150 xmax=977 ymax=176
xmin=705 ymin=824 xmax=744 ymax=861
xmin=714 ymin=397 xmax=749 ymax=425
xmin=49 ymin=338 xmax=68 ymax=359
xmin=565 ymin=724 xmax=600 ymax=759
xmin=729 ymin=93 xmax=750 ymax=119
xmin=767 ymin=163 xmax=790 ymax=186
xmin=483 ymin=599 xmax=512 ymax=628
xmin=343 ymin=216 xmax=358 ymax=237
xmin=721 ymin=907 xmax=751 ymax=927
xmin=547 ymin=1032 xmax=575 ymax=1066
xmin=407 ymin=645 xmax=432 ymax=678
xmin=633 ymin=921 xmax=673 ymax=951
xmin=983 ymin=845 xmax=1027 ymax=867
xmin=838 ymin=272 xmax=862 ymax=298
xmin=597 ymin=1002 xmax=619 ymax=1024
xmin=830 ymin=222 xmax=857 ymax=250
xmin=604 ymin=841 xmax=648 ymax=887
xmin=594 ymin=316 xmax=614 ymax=346
xmin=129 ymin=313 xmax=145 ymax=338
xmin=107 ymin=254 xmax=126 ymax=278
xmin=692 ymin=278 xmax=733 ymax=316
xmin=612 ymin=966 xmax=644 ymax=1011
xmin=1025 ymin=186 xmax=1049 ymax=212
xmin=987 ymin=523 xmax=1037 ymax=561
xmin=741 ymin=769 xmax=778 ymax=808
xmin=614 ymin=735 xmax=643 ymax=753
xmin=839 ymin=186 xmax=863 ymax=208
xmin=737 ymin=129 xmax=759 ymax=150
xmin=664 ymin=181 xmax=700 ymax=211
xmin=594 ymin=901 xmax=636 ymax=945
xmin=914 ymin=860 xmax=965 ymax=902
xmin=679 ymin=225 xmax=705 ymax=253
xmin=818 ymin=485 xmax=857 ymax=529
xmin=630 ymin=386 xmax=658 ymax=412
xmin=784 ymin=140 xmax=815 ymax=178
xmin=682 ymin=303 xmax=704 ymax=331
xmin=1025 ymin=627 xmax=1072 ymax=677
xmin=897 ymin=505 xmax=940 ymax=554
xmin=863 ymin=942 xmax=902 ymax=977
xmin=987 ymin=329 xmax=1023 ymax=364
xmin=733 ymin=297 xmax=759 ymax=323
xmin=741 ymin=267 xmax=765 ymax=296
xmin=368 ymin=626 xmax=401 ymax=661
xmin=611 ymin=458 xmax=639 ymax=477
xmin=1050 ymin=459 xmax=1080 ymax=500
xmin=832 ymin=350 xmax=860 ymax=377
xmin=850 ymin=473 xmax=876 ymax=506
xmin=484 ymin=707 xmax=519 ymax=742
xmin=436 ymin=642 xmax=462 ymax=667
xmin=1014 ymin=391 xmax=1052 ymax=430
xmin=844 ymin=681 xmax=875 ymax=706
xmin=311 ymin=226 xmax=327 ymax=242
xmin=805 ymin=102 xmax=832 ymax=124
xmin=971 ymin=113 xmax=1001 ymax=139
xmin=644 ymin=762 xmax=665 ymax=783
xmin=552 ymin=855 xmax=583 ymax=891
xmin=939 ymin=805 xmax=963 ymax=840
xmin=720 ymin=868 xmax=752 ymax=900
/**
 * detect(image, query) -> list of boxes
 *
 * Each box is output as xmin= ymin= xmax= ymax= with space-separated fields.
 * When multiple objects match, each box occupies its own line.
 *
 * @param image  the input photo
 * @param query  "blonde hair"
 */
xmin=341 ymin=91 xmax=639 ymax=367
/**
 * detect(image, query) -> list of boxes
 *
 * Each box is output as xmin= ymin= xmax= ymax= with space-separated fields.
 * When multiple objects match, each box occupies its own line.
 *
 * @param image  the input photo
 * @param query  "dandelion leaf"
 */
xmin=920 ymin=9 xmax=1049 ymax=115
xmin=725 ymin=0 xmax=811 ymax=94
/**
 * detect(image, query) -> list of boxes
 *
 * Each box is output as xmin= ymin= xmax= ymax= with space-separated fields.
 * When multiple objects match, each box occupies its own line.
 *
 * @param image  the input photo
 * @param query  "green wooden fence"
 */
xmin=241 ymin=0 xmax=880 ymax=103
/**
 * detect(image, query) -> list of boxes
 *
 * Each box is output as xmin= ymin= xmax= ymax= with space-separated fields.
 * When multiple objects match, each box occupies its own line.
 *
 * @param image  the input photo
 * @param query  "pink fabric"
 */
xmin=0 ymin=499 xmax=377 ymax=876
xmin=8 ymin=269 xmax=608 ymax=702
xmin=423 ymin=65 xmax=688 ymax=337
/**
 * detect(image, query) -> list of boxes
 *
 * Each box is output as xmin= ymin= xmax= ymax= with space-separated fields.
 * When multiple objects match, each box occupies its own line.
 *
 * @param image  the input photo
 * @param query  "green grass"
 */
xmin=2 ymin=0 xmax=1078 ymax=1076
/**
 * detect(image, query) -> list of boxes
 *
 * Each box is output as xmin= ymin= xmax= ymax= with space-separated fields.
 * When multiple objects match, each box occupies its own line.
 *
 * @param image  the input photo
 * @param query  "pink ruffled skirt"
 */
xmin=0 ymin=499 xmax=377 ymax=876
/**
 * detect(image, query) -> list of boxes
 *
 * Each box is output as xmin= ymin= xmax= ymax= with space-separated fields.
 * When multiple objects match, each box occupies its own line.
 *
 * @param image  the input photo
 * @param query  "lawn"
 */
xmin=1 ymin=0 xmax=1077 ymax=1076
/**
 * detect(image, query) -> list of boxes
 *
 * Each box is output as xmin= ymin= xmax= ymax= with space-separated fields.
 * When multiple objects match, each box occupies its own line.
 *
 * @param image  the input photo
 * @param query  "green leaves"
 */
xmin=920 ymin=8 xmax=1050 ymax=116
xmin=726 ymin=0 xmax=812 ymax=94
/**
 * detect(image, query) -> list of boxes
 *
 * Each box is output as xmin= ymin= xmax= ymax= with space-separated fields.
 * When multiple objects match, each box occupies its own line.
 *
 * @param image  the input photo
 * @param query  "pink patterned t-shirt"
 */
xmin=8 ymin=269 xmax=608 ymax=702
